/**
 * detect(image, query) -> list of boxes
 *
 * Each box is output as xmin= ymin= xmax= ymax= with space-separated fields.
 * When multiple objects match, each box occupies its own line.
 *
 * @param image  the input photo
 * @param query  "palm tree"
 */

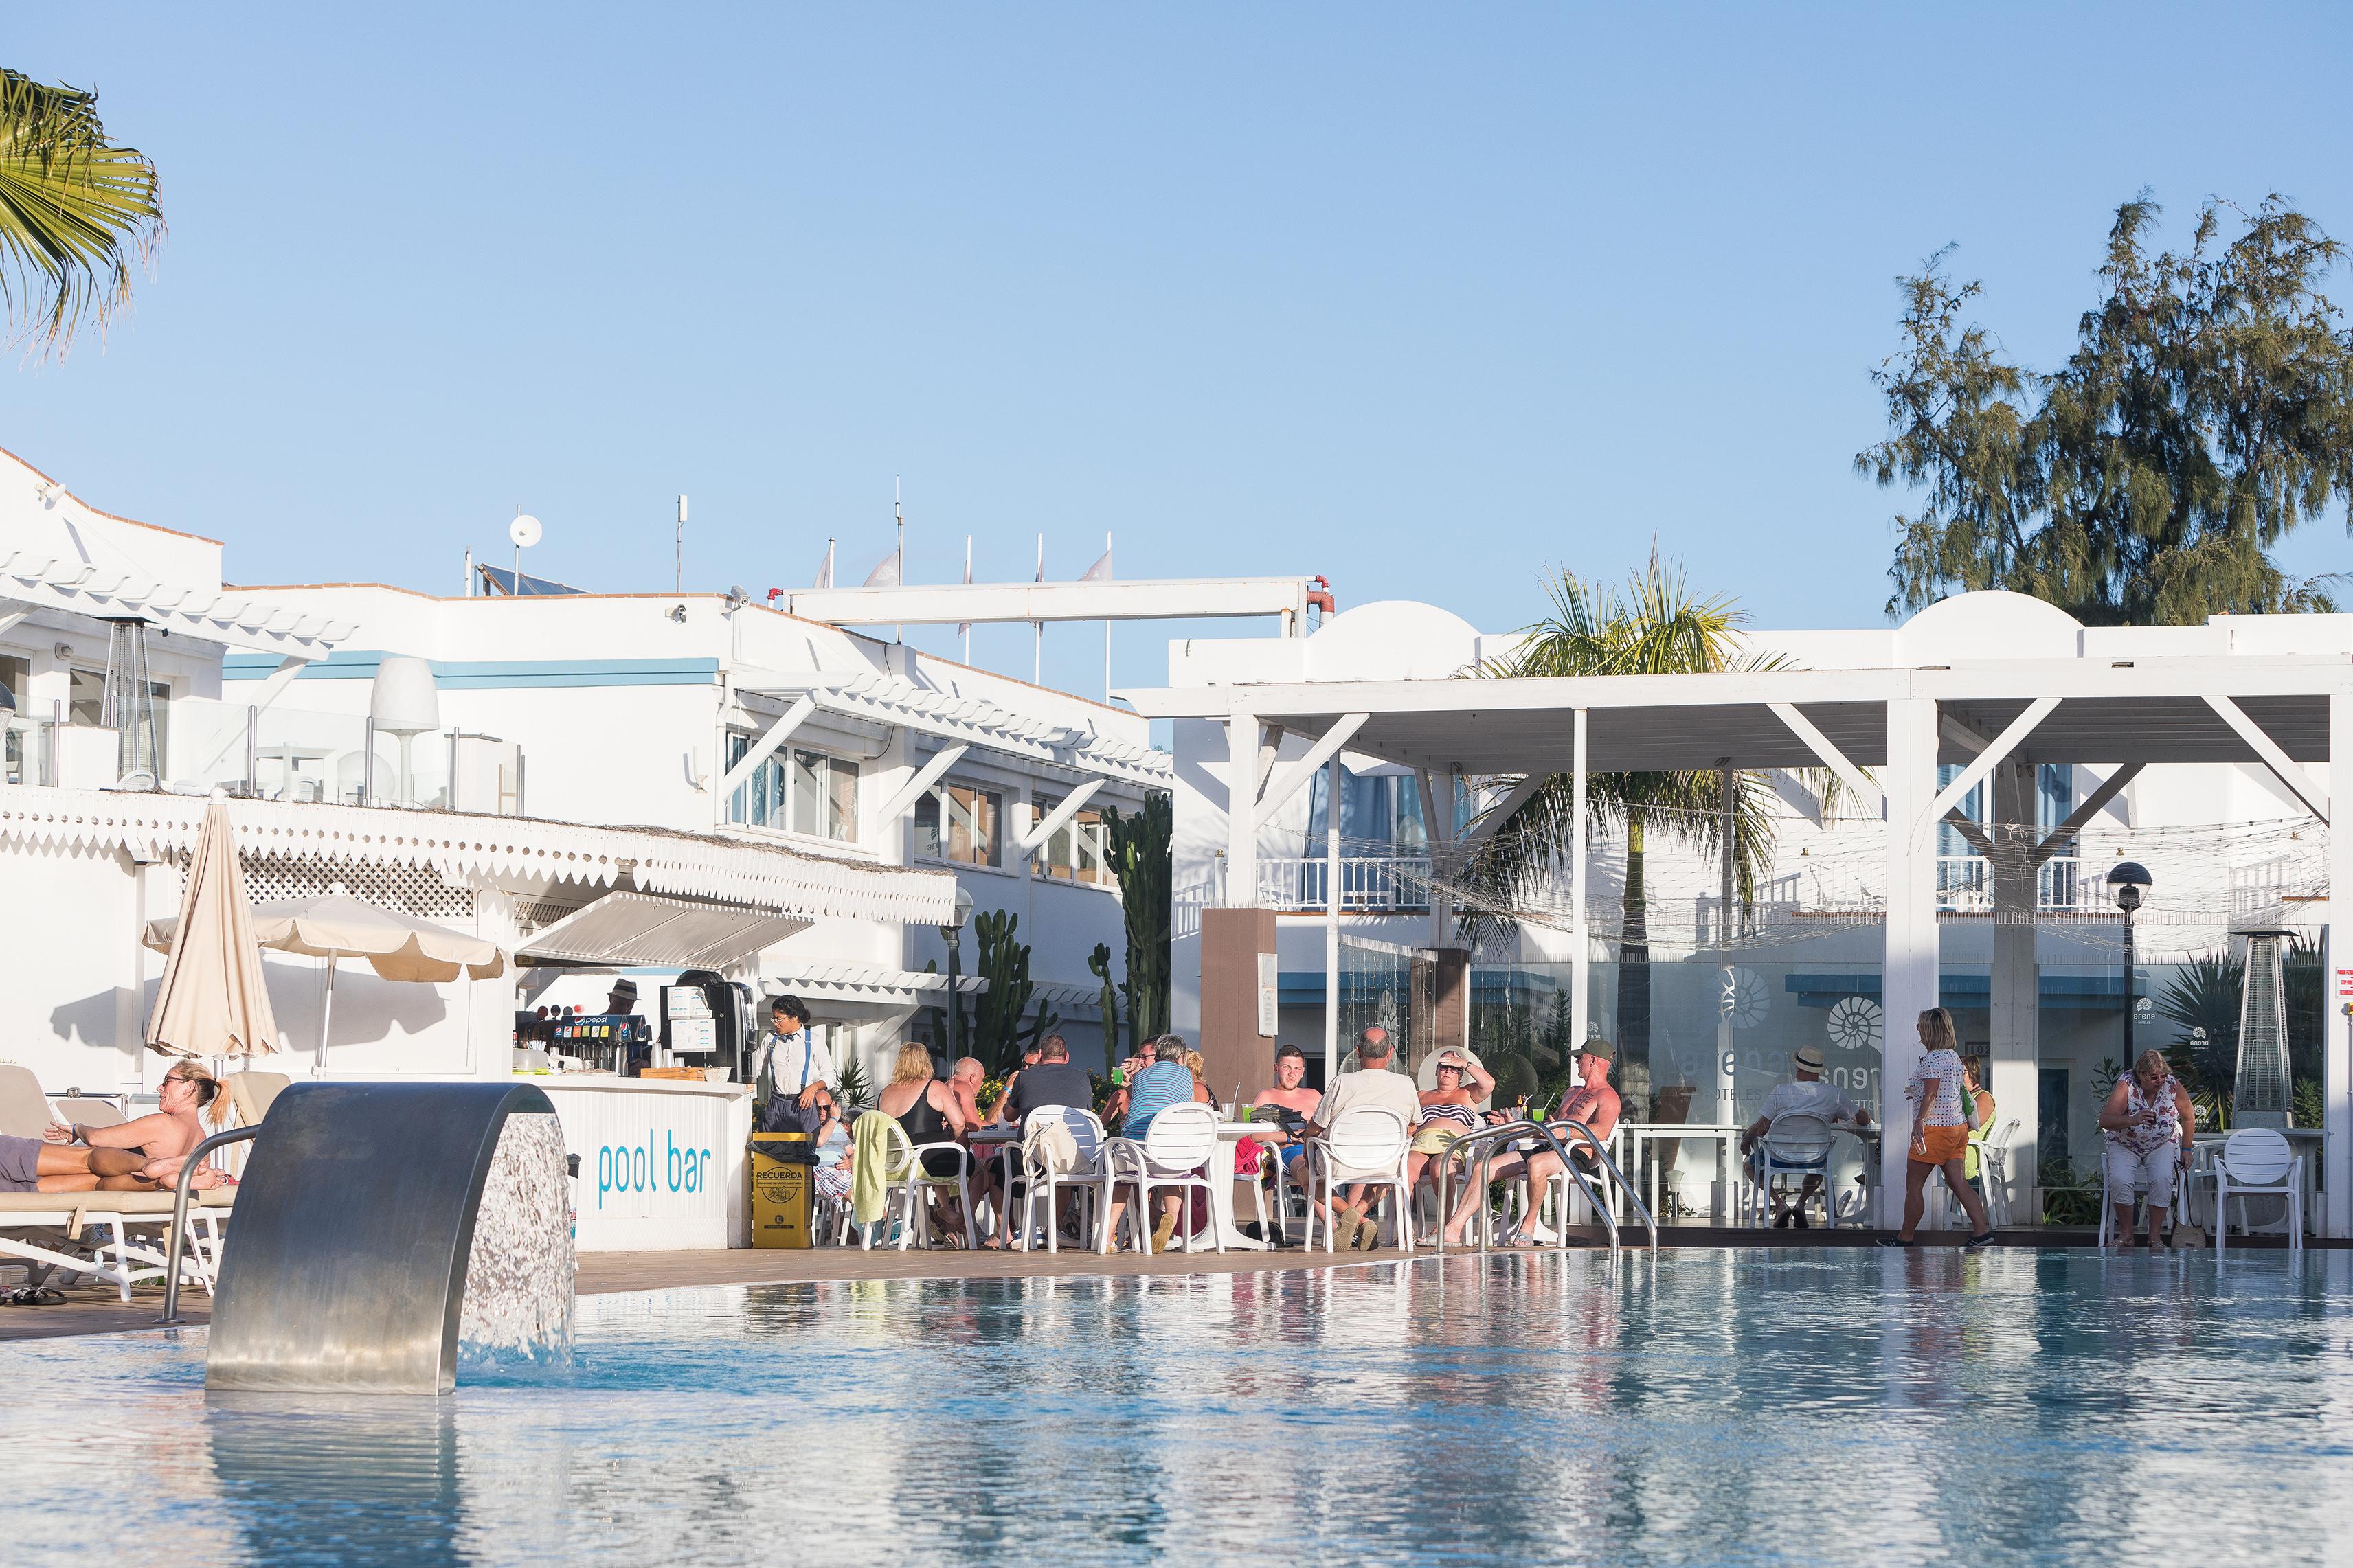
xmin=0 ymin=69 xmax=163 ymax=359
xmin=1457 ymin=554 xmax=1793 ymax=1070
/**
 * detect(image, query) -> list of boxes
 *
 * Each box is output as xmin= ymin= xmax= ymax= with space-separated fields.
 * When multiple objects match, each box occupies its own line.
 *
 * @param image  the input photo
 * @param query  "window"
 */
xmin=724 ymin=734 xmax=859 ymax=842
xmin=914 ymin=782 xmax=1001 ymax=867
xmin=1303 ymin=766 xmax=1428 ymax=854
xmin=1 ymin=655 xmax=27 ymax=786
xmin=1034 ymin=798 xmax=1112 ymax=886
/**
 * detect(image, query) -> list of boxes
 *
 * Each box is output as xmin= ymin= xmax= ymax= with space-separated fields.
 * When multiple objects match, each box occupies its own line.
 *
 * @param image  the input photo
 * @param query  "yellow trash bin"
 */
xmin=749 ymin=1132 xmax=816 ymax=1249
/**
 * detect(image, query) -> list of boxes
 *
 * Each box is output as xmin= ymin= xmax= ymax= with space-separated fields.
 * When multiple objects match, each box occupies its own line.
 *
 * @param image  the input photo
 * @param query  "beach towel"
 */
xmin=851 ymin=1111 xmax=899 ymax=1227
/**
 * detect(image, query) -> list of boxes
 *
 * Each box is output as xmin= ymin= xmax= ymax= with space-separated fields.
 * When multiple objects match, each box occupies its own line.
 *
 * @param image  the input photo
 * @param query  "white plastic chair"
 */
xmin=1304 ymin=1106 xmax=1414 ymax=1253
xmin=1746 ymin=1113 xmax=1835 ymax=1229
xmin=1105 ymin=1102 xmax=1222 ymax=1255
xmin=1958 ymin=1117 xmax=2016 ymax=1229
xmin=1014 ymin=1106 xmax=1113 ymax=1253
xmin=857 ymin=1117 xmax=974 ymax=1251
xmin=2213 ymin=1128 xmax=2304 ymax=1256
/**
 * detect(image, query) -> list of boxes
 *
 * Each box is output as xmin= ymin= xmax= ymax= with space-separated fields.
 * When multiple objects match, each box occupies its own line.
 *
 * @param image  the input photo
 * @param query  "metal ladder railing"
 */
xmin=1432 ymin=1117 xmax=1657 ymax=1256
xmin=156 ymin=1125 xmax=260 ymax=1326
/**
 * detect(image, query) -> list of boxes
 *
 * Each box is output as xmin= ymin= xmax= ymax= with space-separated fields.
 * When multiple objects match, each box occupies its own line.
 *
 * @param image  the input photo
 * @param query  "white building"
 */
xmin=1145 ymin=591 xmax=2348 ymax=1236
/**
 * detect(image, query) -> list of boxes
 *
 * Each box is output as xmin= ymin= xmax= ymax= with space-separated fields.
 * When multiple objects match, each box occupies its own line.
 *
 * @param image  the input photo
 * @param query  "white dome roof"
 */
xmin=1898 ymin=591 xmax=2082 ymax=663
xmin=1305 ymin=600 xmax=1483 ymax=681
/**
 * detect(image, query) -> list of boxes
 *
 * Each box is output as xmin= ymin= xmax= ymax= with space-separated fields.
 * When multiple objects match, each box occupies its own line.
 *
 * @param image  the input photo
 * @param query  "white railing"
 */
xmin=1934 ymin=855 xmax=2085 ymax=913
xmin=1257 ymin=855 xmax=1431 ymax=913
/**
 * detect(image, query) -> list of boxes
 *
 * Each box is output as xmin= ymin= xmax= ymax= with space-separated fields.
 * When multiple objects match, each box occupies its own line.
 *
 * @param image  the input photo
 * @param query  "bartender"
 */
xmin=753 ymin=994 xmax=831 ymax=1106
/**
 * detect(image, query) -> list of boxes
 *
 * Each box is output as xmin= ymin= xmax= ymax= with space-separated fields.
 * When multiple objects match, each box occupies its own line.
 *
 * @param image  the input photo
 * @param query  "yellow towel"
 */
xmin=851 ymin=1111 xmax=899 ymax=1227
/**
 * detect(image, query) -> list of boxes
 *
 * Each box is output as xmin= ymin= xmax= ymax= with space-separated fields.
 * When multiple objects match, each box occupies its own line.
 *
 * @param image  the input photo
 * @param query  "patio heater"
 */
xmin=939 ymin=885 xmax=973 ymax=1065
xmin=2106 ymin=861 xmax=2152 ymax=1058
xmin=102 ymin=618 xmax=161 ymax=786
xmin=2232 ymin=929 xmax=2292 ymax=1130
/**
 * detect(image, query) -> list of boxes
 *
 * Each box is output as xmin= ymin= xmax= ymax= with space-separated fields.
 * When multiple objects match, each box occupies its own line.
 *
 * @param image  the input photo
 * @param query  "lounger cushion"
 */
xmin=0 ymin=1190 xmax=235 ymax=1214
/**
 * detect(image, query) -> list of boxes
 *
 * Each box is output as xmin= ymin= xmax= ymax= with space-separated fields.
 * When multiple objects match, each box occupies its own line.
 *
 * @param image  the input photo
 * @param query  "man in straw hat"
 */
xmin=1740 ymin=1044 xmax=1871 ymax=1229
xmin=0 ymin=1062 xmax=227 ymax=1194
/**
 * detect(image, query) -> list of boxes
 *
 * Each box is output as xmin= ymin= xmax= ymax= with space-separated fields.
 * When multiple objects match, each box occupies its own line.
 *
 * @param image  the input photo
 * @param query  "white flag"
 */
xmin=1079 ymin=547 xmax=1112 ymax=582
xmin=813 ymin=541 xmax=835 ymax=589
xmin=863 ymin=551 xmax=899 ymax=588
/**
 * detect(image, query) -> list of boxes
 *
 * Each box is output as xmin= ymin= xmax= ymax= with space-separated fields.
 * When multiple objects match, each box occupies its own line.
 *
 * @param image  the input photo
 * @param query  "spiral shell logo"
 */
xmin=1718 ymin=966 xmax=1769 ymax=1030
xmin=1826 ymin=995 xmax=1882 ymax=1052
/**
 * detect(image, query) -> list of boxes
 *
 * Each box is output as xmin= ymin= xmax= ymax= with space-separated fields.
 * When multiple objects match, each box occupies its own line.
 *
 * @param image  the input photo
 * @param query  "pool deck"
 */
xmin=3 ymin=1223 xmax=2332 ymax=1345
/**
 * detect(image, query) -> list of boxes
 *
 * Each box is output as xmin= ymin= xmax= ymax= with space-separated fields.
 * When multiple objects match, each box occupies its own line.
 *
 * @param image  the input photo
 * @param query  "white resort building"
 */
xmin=1144 ymin=593 xmax=2350 ymax=1238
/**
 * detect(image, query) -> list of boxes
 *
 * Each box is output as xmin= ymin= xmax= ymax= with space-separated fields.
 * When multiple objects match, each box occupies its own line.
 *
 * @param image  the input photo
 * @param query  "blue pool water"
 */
xmin=7 ymin=1248 xmax=2352 ymax=1565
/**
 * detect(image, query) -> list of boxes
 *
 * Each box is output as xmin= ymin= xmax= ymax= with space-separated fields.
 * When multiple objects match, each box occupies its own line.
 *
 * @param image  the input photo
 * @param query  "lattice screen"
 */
xmin=170 ymin=852 xmax=477 ymax=920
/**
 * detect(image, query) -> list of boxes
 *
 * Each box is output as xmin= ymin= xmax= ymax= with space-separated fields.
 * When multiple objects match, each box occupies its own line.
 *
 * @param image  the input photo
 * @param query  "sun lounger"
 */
xmin=0 ymin=1189 xmax=236 ymax=1302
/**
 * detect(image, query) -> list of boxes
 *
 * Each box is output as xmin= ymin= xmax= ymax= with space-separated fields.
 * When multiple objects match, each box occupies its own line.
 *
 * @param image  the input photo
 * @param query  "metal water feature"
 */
xmin=203 ymin=1082 xmax=576 ymax=1394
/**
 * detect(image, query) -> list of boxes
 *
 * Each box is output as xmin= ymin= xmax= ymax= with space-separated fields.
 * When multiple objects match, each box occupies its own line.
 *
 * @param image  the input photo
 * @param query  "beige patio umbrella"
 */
xmin=145 ymin=881 xmax=506 ymax=1078
xmin=146 ymin=796 xmax=280 ymax=1063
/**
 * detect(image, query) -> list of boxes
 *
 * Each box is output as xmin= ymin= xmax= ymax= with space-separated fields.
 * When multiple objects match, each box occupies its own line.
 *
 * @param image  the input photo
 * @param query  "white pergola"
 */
xmin=1129 ymin=619 xmax=2353 ymax=1236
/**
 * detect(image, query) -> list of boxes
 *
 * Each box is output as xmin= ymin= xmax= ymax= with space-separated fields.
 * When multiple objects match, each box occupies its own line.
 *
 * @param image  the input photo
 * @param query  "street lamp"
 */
xmin=939 ymin=885 xmax=974 ymax=1063
xmin=2107 ymin=861 xmax=2153 ymax=1058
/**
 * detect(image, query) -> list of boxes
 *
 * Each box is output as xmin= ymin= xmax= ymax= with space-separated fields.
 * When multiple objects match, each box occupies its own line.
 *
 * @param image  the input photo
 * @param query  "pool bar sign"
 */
xmin=596 ymin=1129 xmax=715 ymax=1208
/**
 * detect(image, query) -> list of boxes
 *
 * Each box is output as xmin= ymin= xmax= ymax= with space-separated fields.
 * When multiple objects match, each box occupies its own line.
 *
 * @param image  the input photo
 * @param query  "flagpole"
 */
xmin=1103 ymin=529 xmax=1112 ymax=702
xmin=1033 ymin=532 xmax=1044 ymax=684
xmin=963 ymin=534 xmax=973 ymax=664
xmin=894 ymin=481 xmax=905 ymax=645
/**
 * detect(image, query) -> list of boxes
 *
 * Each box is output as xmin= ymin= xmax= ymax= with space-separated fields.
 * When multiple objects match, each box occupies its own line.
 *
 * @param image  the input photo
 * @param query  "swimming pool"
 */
xmin=8 ymin=1249 xmax=2351 ymax=1565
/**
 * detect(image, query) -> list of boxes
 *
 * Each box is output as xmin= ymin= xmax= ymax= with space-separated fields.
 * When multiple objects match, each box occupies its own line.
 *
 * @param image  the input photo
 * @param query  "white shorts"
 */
xmin=2103 ymin=1141 xmax=2180 ymax=1204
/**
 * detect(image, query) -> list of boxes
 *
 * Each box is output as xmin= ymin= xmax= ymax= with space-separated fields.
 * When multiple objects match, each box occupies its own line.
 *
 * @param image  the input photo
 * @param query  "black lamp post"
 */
xmin=2107 ymin=861 xmax=2153 ymax=1058
xmin=940 ymin=885 xmax=974 ymax=1064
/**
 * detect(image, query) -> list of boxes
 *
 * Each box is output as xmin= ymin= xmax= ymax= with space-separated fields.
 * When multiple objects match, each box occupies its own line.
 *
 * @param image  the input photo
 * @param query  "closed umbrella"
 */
xmin=146 ymin=795 xmax=280 ymax=1060
xmin=145 ymin=883 xmax=506 ymax=1077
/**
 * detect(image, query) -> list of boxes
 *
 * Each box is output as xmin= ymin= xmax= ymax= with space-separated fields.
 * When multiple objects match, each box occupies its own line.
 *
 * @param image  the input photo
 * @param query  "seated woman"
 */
xmin=876 ymin=1043 xmax=973 ymax=1242
xmin=4 ymin=1063 xmax=225 ymax=1194
xmin=1405 ymin=1050 xmax=1492 ymax=1204
xmin=2099 ymin=1048 xmax=2196 ymax=1248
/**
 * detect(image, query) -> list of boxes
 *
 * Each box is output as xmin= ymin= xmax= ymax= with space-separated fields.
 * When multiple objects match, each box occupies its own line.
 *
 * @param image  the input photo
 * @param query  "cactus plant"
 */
xmin=1103 ymin=794 xmax=1171 ymax=1049
xmin=1088 ymin=941 xmax=1121 ymax=1073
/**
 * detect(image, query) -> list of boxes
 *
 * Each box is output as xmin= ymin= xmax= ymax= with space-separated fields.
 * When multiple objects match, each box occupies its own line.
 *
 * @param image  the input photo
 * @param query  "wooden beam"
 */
xmin=1015 ymin=777 xmax=1106 ymax=854
xmin=2205 ymin=695 xmax=2328 ymax=823
xmin=1916 ymin=697 xmax=2059 ymax=847
xmin=875 ymin=742 xmax=970 ymax=828
xmin=1253 ymin=714 xmax=1370 ymax=832
xmin=715 ymin=692 xmax=818 ymax=802
xmin=1767 ymin=703 xmax=1884 ymax=817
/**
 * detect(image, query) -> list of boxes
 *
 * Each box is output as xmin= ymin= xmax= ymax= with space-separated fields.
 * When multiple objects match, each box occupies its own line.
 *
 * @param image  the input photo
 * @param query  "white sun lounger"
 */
xmin=0 ymin=1189 xmax=236 ymax=1303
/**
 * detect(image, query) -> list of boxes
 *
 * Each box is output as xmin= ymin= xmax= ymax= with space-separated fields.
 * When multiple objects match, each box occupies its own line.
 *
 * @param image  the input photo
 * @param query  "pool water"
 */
xmin=8 ymin=1248 xmax=2352 ymax=1565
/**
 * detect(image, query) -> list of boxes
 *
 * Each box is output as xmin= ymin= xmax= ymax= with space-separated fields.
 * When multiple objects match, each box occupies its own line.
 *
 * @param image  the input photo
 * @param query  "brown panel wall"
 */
xmin=1200 ymin=907 xmax=1279 ymax=1103
xmin=1433 ymin=947 xmax=1470 ymax=1063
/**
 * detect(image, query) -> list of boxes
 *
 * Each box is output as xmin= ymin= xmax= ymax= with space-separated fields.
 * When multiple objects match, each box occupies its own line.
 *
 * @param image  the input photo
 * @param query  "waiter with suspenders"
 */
xmin=754 ymin=994 xmax=833 ymax=1107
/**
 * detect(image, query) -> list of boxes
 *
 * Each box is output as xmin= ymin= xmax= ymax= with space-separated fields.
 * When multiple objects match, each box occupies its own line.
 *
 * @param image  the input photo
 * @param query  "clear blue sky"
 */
xmin=9 ymin=4 xmax=2353 ymax=698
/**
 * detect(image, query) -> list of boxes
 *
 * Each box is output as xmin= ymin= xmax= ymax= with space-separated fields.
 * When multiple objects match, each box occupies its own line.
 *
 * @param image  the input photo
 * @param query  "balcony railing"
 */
xmin=5 ymin=698 xmax=525 ymax=817
xmin=1935 ymin=856 xmax=2085 ymax=913
xmin=1257 ymin=855 xmax=1432 ymax=913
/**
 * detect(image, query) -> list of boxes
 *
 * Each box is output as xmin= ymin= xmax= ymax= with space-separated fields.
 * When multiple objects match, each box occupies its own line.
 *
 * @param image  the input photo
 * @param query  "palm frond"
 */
xmin=0 ymin=69 xmax=164 ymax=360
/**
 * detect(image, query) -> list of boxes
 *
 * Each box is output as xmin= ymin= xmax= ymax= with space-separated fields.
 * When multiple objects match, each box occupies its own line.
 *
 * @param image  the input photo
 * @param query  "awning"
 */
xmin=1783 ymin=973 xmax=2128 ymax=1010
xmin=515 ymin=891 xmax=810 ymax=970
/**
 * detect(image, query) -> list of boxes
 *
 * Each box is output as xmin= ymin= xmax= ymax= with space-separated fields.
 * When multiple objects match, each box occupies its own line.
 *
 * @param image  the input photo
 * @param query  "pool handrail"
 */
xmin=1432 ymin=1117 xmax=1657 ymax=1256
xmin=156 ymin=1124 xmax=260 ymax=1326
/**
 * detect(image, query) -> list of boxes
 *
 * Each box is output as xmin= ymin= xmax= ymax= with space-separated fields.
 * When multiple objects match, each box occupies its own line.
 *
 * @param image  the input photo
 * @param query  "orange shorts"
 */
xmin=1909 ymin=1124 xmax=1968 ymax=1166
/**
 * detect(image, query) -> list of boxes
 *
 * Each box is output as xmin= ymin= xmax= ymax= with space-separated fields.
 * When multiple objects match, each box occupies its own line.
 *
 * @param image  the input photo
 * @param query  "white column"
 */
xmin=1880 ymin=683 xmax=1939 ymax=1226
xmin=1325 ymin=753 xmax=1342 ymax=1088
xmin=1714 ymin=764 xmax=1737 ymax=1125
xmin=1989 ymin=762 xmax=2040 ymax=1222
xmin=1226 ymin=711 xmax=1259 ymax=907
xmin=1572 ymin=710 xmax=1590 ymax=1054
xmin=1426 ymin=768 xmax=1456 ymax=951
xmin=2328 ymin=690 xmax=2353 ymax=1238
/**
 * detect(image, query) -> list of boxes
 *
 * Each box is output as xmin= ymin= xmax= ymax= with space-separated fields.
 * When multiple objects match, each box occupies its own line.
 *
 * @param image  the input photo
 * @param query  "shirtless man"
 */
xmin=1 ymin=1062 xmax=226 ymax=1194
xmin=1250 ymin=1044 xmax=1322 ymax=1190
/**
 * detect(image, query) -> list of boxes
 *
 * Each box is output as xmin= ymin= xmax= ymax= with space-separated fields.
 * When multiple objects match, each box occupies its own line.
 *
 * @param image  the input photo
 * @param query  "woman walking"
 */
xmin=1878 ymin=1008 xmax=1995 ymax=1249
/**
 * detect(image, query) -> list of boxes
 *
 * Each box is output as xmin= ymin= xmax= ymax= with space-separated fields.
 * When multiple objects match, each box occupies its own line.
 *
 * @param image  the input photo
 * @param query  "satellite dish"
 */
xmin=509 ymin=514 xmax=543 ymax=549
